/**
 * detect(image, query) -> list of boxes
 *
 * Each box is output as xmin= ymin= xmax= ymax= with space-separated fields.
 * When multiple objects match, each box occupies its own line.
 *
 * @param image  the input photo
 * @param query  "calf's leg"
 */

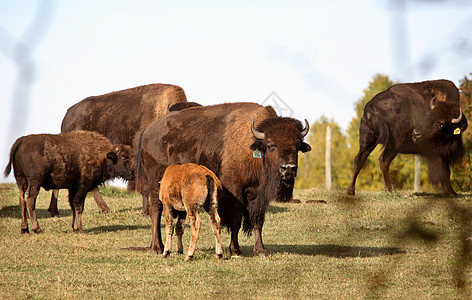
xmin=208 ymin=205 xmax=223 ymax=259
xmin=162 ymin=202 xmax=174 ymax=257
xmin=185 ymin=210 xmax=201 ymax=262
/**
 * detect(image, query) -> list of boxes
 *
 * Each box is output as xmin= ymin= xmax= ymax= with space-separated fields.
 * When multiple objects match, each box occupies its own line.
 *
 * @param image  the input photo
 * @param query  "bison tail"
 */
xmin=365 ymin=109 xmax=390 ymax=146
xmin=3 ymin=138 xmax=22 ymax=178
xmin=376 ymin=118 xmax=390 ymax=146
xmin=3 ymin=160 xmax=12 ymax=178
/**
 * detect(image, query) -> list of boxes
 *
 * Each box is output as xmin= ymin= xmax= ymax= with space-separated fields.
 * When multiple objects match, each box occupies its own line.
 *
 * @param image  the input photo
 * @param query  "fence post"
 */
xmin=325 ymin=125 xmax=332 ymax=191
xmin=414 ymin=155 xmax=421 ymax=192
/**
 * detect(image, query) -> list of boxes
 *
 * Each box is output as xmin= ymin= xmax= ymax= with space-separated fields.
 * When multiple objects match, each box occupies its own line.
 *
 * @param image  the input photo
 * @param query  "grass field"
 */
xmin=1 ymin=183 xmax=472 ymax=299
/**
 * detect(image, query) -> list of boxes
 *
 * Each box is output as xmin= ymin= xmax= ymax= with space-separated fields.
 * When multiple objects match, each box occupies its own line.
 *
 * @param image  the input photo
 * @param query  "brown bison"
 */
xmin=137 ymin=102 xmax=310 ymax=257
xmin=347 ymin=79 xmax=467 ymax=197
xmin=4 ymin=131 xmax=136 ymax=233
xmin=160 ymin=163 xmax=223 ymax=261
xmin=49 ymin=84 xmax=189 ymax=217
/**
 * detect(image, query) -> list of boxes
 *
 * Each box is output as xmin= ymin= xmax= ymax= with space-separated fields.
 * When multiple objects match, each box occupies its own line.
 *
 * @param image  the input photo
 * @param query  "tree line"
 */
xmin=296 ymin=73 xmax=472 ymax=193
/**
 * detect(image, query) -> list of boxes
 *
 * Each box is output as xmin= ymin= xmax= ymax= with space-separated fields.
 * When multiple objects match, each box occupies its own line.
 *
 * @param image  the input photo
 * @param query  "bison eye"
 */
xmin=267 ymin=144 xmax=275 ymax=152
xmin=121 ymin=156 xmax=129 ymax=161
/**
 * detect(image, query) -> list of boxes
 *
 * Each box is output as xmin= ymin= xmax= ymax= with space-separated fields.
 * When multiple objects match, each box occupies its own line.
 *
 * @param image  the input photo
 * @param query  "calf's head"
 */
xmin=105 ymin=144 xmax=136 ymax=181
xmin=250 ymin=117 xmax=311 ymax=201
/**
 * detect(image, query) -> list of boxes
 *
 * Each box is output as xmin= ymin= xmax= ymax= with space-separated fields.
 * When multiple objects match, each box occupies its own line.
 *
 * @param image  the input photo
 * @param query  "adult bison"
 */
xmin=49 ymin=84 xmax=189 ymax=217
xmin=4 ymin=131 xmax=135 ymax=233
xmin=347 ymin=79 xmax=467 ymax=197
xmin=136 ymin=102 xmax=311 ymax=257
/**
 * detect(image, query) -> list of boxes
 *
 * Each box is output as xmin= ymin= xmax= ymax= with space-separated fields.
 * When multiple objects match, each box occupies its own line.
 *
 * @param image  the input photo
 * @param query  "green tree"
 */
xmin=295 ymin=116 xmax=350 ymax=189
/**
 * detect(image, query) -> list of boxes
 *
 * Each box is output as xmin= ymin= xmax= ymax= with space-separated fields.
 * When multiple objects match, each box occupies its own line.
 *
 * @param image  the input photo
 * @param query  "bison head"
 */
xmin=250 ymin=117 xmax=311 ymax=201
xmin=418 ymin=98 xmax=468 ymax=160
xmin=105 ymin=144 xmax=136 ymax=181
xmin=427 ymin=98 xmax=468 ymax=141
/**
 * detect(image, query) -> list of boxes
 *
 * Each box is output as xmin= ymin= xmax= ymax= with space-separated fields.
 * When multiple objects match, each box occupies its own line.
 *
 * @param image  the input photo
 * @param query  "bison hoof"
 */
xmin=177 ymin=250 xmax=184 ymax=255
xmin=229 ymin=248 xmax=242 ymax=257
xmin=184 ymin=255 xmax=194 ymax=262
xmin=255 ymin=249 xmax=269 ymax=258
xmin=33 ymin=228 xmax=43 ymax=234
xmin=21 ymin=228 xmax=29 ymax=234
xmin=162 ymin=251 xmax=171 ymax=258
xmin=99 ymin=208 xmax=110 ymax=214
xmin=216 ymin=253 xmax=223 ymax=260
xmin=48 ymin=211 xmax=60 ymax=218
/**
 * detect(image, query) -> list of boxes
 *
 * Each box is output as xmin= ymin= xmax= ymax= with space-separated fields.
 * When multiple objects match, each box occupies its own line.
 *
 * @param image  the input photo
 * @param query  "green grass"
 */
xmin=1 ymin=183 xmax=472 ymax=299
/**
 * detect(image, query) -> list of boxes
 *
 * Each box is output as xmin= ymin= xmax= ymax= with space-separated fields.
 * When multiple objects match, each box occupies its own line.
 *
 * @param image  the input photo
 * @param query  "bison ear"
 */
xmin=299 ymin=142 xmax=311 ymax=153
xmin=106 ymin=151 xmax=118 ymax=163
xmin=250 ymin=140 xmax=266 ymax=151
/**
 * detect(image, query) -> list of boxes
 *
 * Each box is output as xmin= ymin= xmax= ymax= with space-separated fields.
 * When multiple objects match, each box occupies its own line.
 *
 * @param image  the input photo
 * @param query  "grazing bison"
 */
xmin=4 ymin=131 xmax=136 ymax=233
xmin=49 ymin=84 xmax=188 ymax=217
xmin=137 ymin=102 xmax=311 ymax=257
xmin=347 ymin=79 xmax=467 ymax=197
xmin=160 ymin=163 xmax=223 ymax=261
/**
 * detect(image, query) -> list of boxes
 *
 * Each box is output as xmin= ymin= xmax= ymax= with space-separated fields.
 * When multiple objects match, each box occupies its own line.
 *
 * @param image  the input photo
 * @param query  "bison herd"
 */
xmin=3 ymin=79 xmax=468 ymax=260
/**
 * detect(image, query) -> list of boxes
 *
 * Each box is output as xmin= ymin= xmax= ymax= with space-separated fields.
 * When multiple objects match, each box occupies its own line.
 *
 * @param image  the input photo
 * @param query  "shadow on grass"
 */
xmin=0 ymin=206 xmax=73 ymax=219
xmin=86 ymin=224 xmax=150 ymax=234
xmin=240 ymin=244 xmax=405 ymax=258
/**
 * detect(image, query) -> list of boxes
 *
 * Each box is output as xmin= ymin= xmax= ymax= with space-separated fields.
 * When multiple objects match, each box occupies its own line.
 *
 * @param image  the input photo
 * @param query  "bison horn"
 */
xmin=165 ymin=101 xmax=173 ymax=114
xmin=251 ymin=117 xmax=265 ymax=140
xmin=451 ymin=107 xmax=463 ymax=124
xmin=300 ymin=119 xmax=309 ymax=138
xmin=430 ymin=96 xmax=437 ymax=110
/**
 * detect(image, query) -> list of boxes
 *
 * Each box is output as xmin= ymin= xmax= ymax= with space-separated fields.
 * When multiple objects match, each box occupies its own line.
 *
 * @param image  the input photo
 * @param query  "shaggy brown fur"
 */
xmin=160 ymin=163 xmax=223 ymax=261
xmin=48 ymin=84 xmax=187 ymax=217
xmin=4 ymin=131 xmax=135 ymax=234
xmin=347 ymin=79 xmax=467 ymax=197
xmin=136 ymin=102 xmax=310 ymax=257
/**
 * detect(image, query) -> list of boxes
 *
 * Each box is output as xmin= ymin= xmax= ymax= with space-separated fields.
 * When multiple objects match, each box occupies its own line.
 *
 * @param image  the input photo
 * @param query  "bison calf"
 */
xmin=159 ymin=163 xmax=223 ymax=261
xmin=4 ymin=130 xmax=135 ymax=234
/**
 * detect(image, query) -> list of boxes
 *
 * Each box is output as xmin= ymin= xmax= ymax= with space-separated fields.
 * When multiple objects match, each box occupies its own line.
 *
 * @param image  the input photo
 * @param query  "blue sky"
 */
xmin=1 ymin=1 xmax=472 ymax=183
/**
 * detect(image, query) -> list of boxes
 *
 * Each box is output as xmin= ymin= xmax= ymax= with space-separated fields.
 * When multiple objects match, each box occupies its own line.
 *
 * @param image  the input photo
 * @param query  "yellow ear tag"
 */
xmin=454 ymin=128 xmax=461 ymax=135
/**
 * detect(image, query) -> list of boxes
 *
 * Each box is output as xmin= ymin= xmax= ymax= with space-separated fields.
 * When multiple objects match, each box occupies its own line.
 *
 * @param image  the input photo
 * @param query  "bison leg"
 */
xmin=18 ymin=185 xmax=29 ymax=234
xmin=347 ymin=128 xmax=378 ymax=195
xmin=91 ymin=187 xmax=110 ymax=213
xmin=253 ymin=223 xmax=269 ymax=258
xmin=185 ymin=210 xmax=201 ymax=262
xmin=379 ymin=149 xmax=398 ymax=192
xmin=142 ymin=195 xmax=150 ymax=216
xmin=48 ymin=189 xmax=60 ymax=217
xmin=439 ymin=159 xmax=456 ymax=197
xmin=25 ymin=185 xmax=42 ymax=234
xmin=149 ymin=193 xmax=164 ymax=255
xmin=427 ymin=156 xmax=457 ymax=197
xmin=175 ymin=211 xmax=186 ymax=255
